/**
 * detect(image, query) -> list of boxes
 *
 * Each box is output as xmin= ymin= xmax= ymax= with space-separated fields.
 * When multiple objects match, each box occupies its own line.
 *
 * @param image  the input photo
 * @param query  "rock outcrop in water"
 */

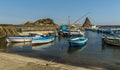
xmin=82 ymin=17 xmax=92 ymax=28
xmin=0 ymin=24 xmax=19 ymax=38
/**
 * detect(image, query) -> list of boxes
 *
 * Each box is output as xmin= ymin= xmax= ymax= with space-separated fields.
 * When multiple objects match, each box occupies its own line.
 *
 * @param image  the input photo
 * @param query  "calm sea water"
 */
xmin=0 ymin=31 xmax=120 ymax=70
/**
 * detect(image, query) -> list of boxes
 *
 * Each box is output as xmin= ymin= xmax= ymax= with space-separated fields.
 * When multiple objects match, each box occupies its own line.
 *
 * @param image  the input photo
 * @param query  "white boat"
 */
xmin=6 ymin=34 xmax=44 ymax=43
xmin=70 ymin=30 xmax=84 ymax=36
xmin=32 ymin=36 xmax=55 ymax=44
xmin=6 ymin=36 xmax=32 ymax=43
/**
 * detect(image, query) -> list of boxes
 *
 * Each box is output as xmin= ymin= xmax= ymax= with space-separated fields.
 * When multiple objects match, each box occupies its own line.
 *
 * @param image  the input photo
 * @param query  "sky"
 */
xmin=0 ymin=0 xmax=120 ymax=25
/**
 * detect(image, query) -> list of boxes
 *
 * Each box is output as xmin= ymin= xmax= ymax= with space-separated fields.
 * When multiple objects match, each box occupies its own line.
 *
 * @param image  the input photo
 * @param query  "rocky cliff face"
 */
xmin=82 ymin=17 xmax=92 ymax=28
xmin=0 ymin=24 xmax=19 ymax=38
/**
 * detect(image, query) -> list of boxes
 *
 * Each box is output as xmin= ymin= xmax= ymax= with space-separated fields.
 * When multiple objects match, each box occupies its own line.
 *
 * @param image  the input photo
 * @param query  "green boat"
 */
xmin=102 ymin=34 xmax=120 ymax=46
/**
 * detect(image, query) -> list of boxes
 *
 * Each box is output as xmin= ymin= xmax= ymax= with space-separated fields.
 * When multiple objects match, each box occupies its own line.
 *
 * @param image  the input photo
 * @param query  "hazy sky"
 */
xmin=0 ymin=0 xmax=120 ymax=25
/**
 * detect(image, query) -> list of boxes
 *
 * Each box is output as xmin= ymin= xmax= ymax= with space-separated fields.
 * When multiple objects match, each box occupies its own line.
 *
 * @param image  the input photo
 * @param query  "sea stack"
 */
xmin=82 ymin=17 xmax=92 ymax=28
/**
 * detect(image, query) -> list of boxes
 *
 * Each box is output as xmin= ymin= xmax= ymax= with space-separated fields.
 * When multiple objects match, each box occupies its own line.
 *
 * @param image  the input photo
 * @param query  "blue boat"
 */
xmin=32 ymin=36 xmax=55 ymax=44
xmin=68 ymin=37 xmax=88 ymax=47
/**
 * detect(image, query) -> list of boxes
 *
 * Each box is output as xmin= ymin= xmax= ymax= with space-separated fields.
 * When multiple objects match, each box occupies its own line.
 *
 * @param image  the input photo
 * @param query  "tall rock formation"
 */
xmin=82 ymin=17 xmax=92 ymax=28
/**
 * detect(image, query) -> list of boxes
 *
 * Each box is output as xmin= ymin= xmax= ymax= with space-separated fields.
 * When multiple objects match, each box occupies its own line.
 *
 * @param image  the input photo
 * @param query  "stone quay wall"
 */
xmin=0 ymin=24 xmax=18 ymax=38
xmin=14 ymin=25 xmax=59 ymax=35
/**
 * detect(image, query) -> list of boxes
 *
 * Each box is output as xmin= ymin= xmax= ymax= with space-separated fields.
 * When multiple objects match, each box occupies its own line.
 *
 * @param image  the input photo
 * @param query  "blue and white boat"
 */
xmin=68 ymin=37 xmax=88 ymax=47
xmin=32 ymin=36 xmax=55 ymax=44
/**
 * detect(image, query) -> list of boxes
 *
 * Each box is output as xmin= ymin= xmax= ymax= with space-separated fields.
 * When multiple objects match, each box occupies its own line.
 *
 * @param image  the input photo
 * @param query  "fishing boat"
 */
xmin=6 ymin=34 xmax=43 ymax=43
xmin=58 ymin=25 xmax=70 ymax=36
xmin=102 ymin=34 xmax=120 ymax=46
xmin=68 ymin=37 xmax=88 ymax=47
xmin=69 ymin=25 xmax=84 ymax=36
xmin=6 ymin=36 xmax=32 ymax=43
xmin=32 ymin=36 xmax=55 ymax=44
xmin=70 ymin=30 xmax=84 ymax=36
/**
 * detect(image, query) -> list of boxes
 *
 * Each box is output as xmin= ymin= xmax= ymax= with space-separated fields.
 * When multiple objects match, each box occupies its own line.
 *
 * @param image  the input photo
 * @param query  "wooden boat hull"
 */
xmin=104 ymin=38 xmax=120 ymax=46
xmin=6 ymin=35 xmax=43 ymax=43
xmin=6 ymin=37 xmax=32 ymax=43
xmin=102 ymin=34 xmax=120 ymax=46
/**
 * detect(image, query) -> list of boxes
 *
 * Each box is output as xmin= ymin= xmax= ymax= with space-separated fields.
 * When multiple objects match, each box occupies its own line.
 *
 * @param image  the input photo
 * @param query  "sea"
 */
xmin=0 ymin=31 xmax=120 ymax=70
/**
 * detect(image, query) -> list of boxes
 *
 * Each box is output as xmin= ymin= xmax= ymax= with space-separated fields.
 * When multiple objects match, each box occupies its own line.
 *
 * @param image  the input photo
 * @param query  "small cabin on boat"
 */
xmin=60 ymin=25 xmax=70 ymax=31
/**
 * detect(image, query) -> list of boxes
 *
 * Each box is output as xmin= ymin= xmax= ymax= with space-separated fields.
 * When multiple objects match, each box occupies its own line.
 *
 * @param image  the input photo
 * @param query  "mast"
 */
xmin=68 ymin=16 xmax=70 ymax=24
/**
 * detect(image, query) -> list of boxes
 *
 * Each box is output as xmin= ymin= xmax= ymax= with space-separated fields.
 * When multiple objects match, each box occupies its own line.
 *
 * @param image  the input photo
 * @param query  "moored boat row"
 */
xmin=6 ymin=34 xmax=88 ymax=47
xmin=6 ymin=35 xmax=55 ymax=45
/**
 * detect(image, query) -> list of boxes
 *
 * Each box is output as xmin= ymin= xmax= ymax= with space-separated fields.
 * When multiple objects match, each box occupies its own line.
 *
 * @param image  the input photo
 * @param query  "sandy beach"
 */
xmin=0 ymin=52 xmax=106 ymax=70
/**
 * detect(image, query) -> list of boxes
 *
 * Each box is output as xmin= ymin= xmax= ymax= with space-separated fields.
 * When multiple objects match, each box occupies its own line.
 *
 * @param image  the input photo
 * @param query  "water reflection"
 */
xmin=32 ymin=42 xmax=54 ymax=51
xmin=67 ymin=44 xmax=87 ymax=54
xmin=5 ymin=41 xmax=54 ymax=52
xmin=7 ymin=42 xmax=32 ymax=48
xmin=6 ymin=42 xmax=32 ymax=52
xmin=102 ymin=43 xmax=120 ymax=52
xmin=0 ymin=31 xmax=120 ymax=69
xmin=102 ymin=43 xmax=120 ymax=59
xmin=0 ymin=37 xmax=56 ymax=51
